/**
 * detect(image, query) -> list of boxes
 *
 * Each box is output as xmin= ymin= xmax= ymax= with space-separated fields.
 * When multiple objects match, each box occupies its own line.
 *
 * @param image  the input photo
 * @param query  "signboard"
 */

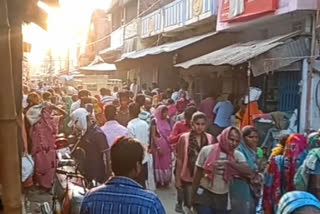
xmin=220 ymin=0 xmax=279 ymax=22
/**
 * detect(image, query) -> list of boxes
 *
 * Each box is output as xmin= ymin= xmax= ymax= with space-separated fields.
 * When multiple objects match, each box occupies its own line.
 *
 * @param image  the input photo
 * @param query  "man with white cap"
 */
xmin=69 ymin=108 xmax=110 ymax=183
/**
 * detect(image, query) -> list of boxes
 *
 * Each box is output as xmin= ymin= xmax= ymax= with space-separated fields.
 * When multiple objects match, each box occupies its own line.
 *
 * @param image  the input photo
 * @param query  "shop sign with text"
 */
xmin=220 ymin=0 xmax=279 ymax=22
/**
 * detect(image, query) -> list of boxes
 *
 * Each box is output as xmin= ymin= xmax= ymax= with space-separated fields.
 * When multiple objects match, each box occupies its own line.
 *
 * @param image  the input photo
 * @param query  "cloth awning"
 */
xmin=174 ymin=31 xmax=307 ymax=76
xmin=117 ymin=32 xmax=218 ymax=62
xmin=80 ymin=55 xmax=116 ymax=72
xmin=79 ymin=63 xmax=116 ymax=72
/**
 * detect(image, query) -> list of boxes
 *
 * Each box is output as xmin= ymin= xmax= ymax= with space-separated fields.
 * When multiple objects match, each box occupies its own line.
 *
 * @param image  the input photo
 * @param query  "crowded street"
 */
xmin=2 ymin=0 xmax=320 ymax=214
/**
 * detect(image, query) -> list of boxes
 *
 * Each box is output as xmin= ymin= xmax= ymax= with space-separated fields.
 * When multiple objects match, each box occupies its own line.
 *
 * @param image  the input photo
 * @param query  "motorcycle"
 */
xmin=52 ymin=134 xmax=98 ymax=214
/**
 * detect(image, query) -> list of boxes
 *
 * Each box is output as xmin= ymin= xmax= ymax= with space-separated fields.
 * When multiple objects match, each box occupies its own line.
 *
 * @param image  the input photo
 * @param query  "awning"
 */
xmin=79 ymin=63 xmax=116 ymax=72
xmin=80 ymin=55 xmax=116 ymax=72
xmin=117 ymin=32 xmax=218 ymax=62
xmin=174 ymin=32 xmax=306 ymax=76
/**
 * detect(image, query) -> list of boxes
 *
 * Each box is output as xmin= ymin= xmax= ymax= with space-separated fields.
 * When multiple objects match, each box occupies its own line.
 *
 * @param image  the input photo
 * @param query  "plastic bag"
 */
xmin=22 ymin=154 xmax=34 ymax=182
xmin=245 ymin=87 xmax=262 ymax=104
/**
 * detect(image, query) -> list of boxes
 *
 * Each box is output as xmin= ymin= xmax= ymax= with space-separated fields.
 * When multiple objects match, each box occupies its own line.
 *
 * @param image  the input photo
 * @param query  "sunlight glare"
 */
xmin=26 ymin=0 xmax=110 ymax=65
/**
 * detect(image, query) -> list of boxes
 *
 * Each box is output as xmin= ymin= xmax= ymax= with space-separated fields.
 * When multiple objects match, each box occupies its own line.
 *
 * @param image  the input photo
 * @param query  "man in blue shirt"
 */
xmin=212 ymin=94 xmax=234 ymax=137
xmin=80 ymin=137 xmax=166 ymax=214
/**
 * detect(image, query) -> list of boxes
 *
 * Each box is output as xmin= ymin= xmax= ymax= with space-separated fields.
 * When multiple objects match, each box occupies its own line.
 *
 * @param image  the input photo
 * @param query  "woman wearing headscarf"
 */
xmin=230 ymin=126 xmax=263 ymax=214
xmin=278 ymin=191 xmax=320 ymax=214
xmin=263 ymin=134 xmax=308 ymax=214
xmin=294 ymin=131 xmax=320 ymax=200
xmin=151 ymin=105 xmax=173 ymax=186
xmin=192 ymin=127 xmax=253 ymax=214
xmin=25 ymin=92 xmax=66 ymax=189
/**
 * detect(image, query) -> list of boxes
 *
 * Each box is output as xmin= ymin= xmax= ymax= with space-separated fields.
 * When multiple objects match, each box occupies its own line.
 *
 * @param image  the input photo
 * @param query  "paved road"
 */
xmin=156 ymin=184 xmax=177 ymax=214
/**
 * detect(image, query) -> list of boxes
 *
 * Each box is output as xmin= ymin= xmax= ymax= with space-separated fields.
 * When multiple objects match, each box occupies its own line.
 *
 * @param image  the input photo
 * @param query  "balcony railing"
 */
xmin=125 ymin=19 xmax=138 ymax=39
xmin=163 ymin=0 xmax=184 ymax=31
xmin=185 ymin=0 xmax=214 ymax=24
xmin=141 ymin=9 xmax=163 ymax=38
xmin=141 ymin=0 xmax=216 ymax=38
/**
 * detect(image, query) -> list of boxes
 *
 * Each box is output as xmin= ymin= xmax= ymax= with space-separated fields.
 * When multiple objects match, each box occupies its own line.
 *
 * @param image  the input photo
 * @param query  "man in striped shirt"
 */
xmin=100 ymin=88 xmax=115 ymax=105
xmin=80 ymin=137 xmax=166 ymax=214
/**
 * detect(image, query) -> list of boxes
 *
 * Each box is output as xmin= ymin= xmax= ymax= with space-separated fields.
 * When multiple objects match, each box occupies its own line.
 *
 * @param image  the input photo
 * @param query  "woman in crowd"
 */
xmin=294 ymin=131 xmax=320 ymax=199
xmin=230 ymin=126 xmax=263 ymax=214
xmin=176 ymin=112 xmax=214 ymax=212
xmin=278 ymin=191 xmax=320 ymax=214
xmin=192 ymin=127 xmax=253 ymax=214
xmin=151 ymin=105 xmax=173 ymax=187
xmin=270 ymin=134 xmax=290 ymax=159
xmin=25 ymin=92 xmax=66 ymax=189
xmin=264 ymin=134 xmax=308 ymax=214
xmin=170 ymin=106 xmax=197 ymax=213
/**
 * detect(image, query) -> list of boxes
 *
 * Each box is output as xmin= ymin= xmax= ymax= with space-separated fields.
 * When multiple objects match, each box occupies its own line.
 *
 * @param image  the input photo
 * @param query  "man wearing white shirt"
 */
xmin=130 ymin=78 xmax=139 ymax=96
xmin=127 ymin=103 xmax=149 ymax=188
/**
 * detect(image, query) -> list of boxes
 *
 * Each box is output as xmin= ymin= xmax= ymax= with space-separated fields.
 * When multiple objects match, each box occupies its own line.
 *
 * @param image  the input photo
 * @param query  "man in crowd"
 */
xmin=69 ymin=108 xmax=110 ymax=183
xmin=70 ymin=89 xmax=102 ymax=121
xmin=127 ymin=103 xmax=150 ymax=188
xmin=116 ymin=91 xmax=131 ymax=127
xmin=169 ymin=106 xmax=197 ymax=145
xmin=171 ymin=86 xmax=180 ymax=103
xmin=100 ymin=88 xmax=114 ymax=105
xmin=199 ymin=93 xmax=216 ymax=126
xmin=101 ymin=104 xmax=128 ymax=147
xmin=70 ymin=89 xmax=90 ymax=113
xmin=144 ymin=97 xmax=155 ymax=114
xmin=113 ymin=86 xmax=119 ymax=98
xmin=80 ymin=137 xmax=165 ymax=214
xmin=135 ymin=94 xmax=151 ymax=124
xmin=212 ymin=93 xmax=234 ymax=137
xmin=130 ymin=78 xmax=139 ymax=96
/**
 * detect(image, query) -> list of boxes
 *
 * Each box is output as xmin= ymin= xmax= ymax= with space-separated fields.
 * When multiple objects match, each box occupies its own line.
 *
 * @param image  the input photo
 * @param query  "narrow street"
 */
xmin=157 ymin=185 xmax=177 ymax=214
xmin=2 ymin=0 xmax=320 ymax=214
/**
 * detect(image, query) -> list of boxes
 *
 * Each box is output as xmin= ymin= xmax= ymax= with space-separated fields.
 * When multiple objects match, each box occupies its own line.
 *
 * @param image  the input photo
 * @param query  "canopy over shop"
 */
xmin=115 ymin=31 xmax=237 ymax=90
xmin=175 ymin=31 xmax=310 ymax=113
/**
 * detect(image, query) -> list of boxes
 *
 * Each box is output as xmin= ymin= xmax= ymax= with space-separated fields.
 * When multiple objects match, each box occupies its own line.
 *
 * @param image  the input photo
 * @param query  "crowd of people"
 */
xmin=20 ymin=80 xmax=320 ymax=214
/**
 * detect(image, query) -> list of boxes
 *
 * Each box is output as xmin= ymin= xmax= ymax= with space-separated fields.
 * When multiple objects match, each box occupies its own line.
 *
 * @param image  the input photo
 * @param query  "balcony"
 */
xmin=125 ymin=19 xmax=139 ymax=39
xmin=110 ymin=26 xmax=124 ymax=50
xmin=185 ymin=0 xmax=215 ymax=25
xmin=141 ymin=0 xmax=216 ymax=38
xmin=141 ymin=9 xmax=163 ymax=38
xmin=163 ymin=0 xmax=184 ymax=32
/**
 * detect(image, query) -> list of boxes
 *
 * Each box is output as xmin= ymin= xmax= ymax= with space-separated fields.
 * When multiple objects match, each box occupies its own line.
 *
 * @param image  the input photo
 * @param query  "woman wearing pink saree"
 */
xmin=25 ymin=92 xmax=66 ymax=190
xmin=151 ymin=105 xmax=173 ymax=186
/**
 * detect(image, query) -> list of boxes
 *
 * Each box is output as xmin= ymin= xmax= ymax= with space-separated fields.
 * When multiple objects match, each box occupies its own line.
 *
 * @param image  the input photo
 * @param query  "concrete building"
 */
xmin=176 ymin=0 xmax=320 ymax=132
